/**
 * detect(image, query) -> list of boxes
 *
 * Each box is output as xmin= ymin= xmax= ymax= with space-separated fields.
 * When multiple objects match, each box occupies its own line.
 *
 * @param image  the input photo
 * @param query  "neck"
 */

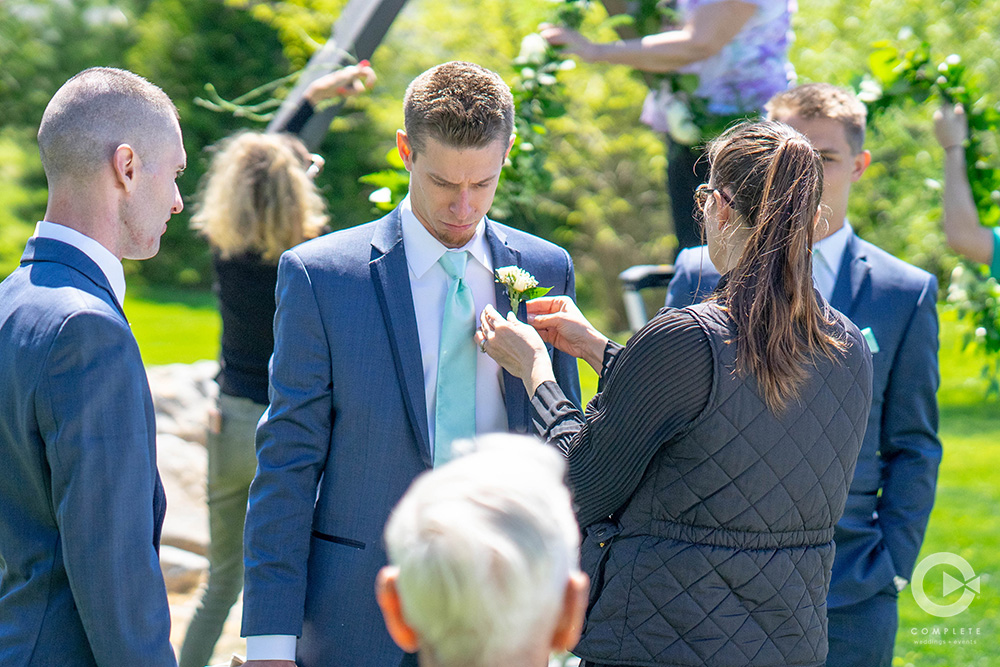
xmin=44 ymin=184 xmax=122 ymax=259
xmin=815 ymin=216 xmax=846 ymax=243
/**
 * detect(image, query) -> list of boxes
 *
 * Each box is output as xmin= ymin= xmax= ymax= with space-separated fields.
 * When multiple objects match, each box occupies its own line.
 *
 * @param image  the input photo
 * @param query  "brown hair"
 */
xmin=191 ymin=131 xmax=327 ymax=262
xmin=766 ymin=83 xmax=868 ymax=154
xmin=707 ymin=120 xmax=847 ymax=412
xmin=403 ymin=61 xmax=514 ymax=156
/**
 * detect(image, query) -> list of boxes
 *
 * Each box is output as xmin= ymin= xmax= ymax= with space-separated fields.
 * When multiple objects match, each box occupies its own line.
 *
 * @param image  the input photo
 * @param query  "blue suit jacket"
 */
xmin=665 ymin=237 xmax=941 ymax=608
xmin=0 ymin=238 xmax=174 ymax=666
xmin=242 ymin=208 xmax=581 ymax=667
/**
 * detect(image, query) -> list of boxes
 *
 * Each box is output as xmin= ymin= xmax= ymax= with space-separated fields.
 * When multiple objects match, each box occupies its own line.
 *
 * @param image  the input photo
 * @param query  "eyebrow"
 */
xmin=430 ymin=173 xmax=497 ymax=186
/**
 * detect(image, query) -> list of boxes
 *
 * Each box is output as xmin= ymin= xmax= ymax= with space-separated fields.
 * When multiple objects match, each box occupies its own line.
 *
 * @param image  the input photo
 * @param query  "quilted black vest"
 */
xmin=575 ymin=301 xmax=873 ymax=667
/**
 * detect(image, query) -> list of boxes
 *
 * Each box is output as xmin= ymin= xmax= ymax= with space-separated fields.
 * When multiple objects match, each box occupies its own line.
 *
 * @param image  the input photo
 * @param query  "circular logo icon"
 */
xmin=910 ymin=552 xmax=980 ymax=618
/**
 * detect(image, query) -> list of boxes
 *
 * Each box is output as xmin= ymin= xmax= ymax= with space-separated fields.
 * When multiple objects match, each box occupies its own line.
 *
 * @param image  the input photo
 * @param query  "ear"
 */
xmin=375 ymin=567 xmax=421 ymax=654
xmin=504 ymin=134 xmax=515 ymax=161
xmin=851 ymin=149 xmax=871 ymax=182
xmin=550 ymin=571 xmax=590 ymax=653
xmin=113 ymin=144 xmax=138 ymax=193
xmin=397 ymin=130 xmax=414 ymax=172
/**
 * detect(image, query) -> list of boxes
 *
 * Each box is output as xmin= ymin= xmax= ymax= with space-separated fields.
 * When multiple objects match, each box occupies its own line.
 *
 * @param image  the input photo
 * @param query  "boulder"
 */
xmin=157 ymin=432 xmax=209 ymax=556
xmin=147 ymin=360 xmax=219 ymax=446
xmin=160 ymin=544 xmax=209 ymax=594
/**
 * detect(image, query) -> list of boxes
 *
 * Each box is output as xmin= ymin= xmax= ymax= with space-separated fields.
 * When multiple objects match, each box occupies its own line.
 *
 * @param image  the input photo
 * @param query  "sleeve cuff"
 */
xmin=598 ymin=340 xmax=624 ymax=392
xmin=990 ymin=228 xmax=1000 ymax=280
xmin=246 ymin=634 xmax=298 ymax=661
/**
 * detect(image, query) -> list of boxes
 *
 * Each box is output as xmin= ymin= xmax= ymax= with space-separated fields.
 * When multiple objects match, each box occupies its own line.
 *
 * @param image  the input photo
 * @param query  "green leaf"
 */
xmin=521 ymin=286 xmax=553 ymax=301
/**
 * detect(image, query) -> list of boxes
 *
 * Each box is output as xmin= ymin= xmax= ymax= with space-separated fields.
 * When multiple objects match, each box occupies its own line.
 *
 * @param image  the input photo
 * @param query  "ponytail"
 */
xmin=707 ymin=120 xmax=846 ymax=412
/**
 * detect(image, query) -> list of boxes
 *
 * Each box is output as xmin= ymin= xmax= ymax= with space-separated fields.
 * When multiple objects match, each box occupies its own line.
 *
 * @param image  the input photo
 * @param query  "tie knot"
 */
xmin=439 ymin=251 xmax=468 ymax=280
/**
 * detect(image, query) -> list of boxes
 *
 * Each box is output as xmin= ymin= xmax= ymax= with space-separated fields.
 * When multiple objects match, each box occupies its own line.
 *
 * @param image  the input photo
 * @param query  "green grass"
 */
xmin=126 ymin=286 xmax=220 ymax=366
xmin=892 ymin=310 xmax=1000 ymax=666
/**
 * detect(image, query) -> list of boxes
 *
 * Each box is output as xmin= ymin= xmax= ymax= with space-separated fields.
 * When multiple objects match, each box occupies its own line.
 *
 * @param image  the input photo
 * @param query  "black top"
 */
xmin=531 ymin=308 xmax=713 ymax=527
xmin=214 ymin=252 xmax=279 ymax=405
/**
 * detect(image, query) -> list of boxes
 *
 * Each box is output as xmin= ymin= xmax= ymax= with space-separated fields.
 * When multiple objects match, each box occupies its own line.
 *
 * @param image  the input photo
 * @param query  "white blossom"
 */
xmin=496 ymin=266 xmax=538 ymax=293
xmin=517 ymin=33 xmax=549 ymax=66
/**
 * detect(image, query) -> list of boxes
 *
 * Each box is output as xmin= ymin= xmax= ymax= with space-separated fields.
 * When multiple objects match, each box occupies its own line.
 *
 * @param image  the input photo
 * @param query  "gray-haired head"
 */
xmin=382 ymin=435 xmax=582 ymax=667
xmin=38 ymin=67 xmax=180 ymax=185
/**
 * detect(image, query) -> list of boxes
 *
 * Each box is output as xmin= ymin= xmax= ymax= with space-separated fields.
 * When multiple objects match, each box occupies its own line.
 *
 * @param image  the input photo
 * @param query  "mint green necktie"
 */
xmin=434 ymin=251 xmax=477 ymax=466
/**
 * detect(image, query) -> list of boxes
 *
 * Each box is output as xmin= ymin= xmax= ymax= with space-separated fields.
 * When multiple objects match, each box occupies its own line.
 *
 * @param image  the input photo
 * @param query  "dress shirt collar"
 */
xmin=400 ymin=195 xmax=492 ymax=278
xmin=813 ymin=218 xmax=852 ymax=277
xmin=34 ymin=221 xmax=127 ymax=305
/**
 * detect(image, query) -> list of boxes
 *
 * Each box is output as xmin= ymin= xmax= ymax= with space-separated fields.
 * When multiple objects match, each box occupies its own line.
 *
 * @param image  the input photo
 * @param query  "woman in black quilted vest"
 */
xmin=478 ymin=119 xmax=874 ymax=667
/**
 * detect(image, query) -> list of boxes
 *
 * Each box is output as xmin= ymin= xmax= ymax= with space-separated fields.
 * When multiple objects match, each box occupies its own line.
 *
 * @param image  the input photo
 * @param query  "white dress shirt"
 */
xmin=247 ymin=197 xmax=509 ymax=662
xmin=812 ymin=219 xmax=852 ymax=302
xmin=400 ymin=195 xmax=508 ymax=450
xmin=33 ymin=221 xmax=126 ymax=307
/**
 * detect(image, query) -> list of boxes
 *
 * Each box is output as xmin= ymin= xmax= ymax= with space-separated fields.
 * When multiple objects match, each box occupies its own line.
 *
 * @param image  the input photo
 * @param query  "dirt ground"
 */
xmin=169 ymin=583 xmax=246 ymax=666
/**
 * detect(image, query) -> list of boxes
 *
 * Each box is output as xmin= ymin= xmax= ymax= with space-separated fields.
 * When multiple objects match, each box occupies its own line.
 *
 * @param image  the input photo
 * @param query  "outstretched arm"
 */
xmin=934 ymin=103 xmax=994 ymax=265
xmin=540 ymin=1 xmax=756 ymax=73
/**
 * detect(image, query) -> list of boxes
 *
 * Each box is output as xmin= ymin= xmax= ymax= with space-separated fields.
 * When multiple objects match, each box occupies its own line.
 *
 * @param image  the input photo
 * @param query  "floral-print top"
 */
xmin=641 ymin=0 xmax=796 ymax=138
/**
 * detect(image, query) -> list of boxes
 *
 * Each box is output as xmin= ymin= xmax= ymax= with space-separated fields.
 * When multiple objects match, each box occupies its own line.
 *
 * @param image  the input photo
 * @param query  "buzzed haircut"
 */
xmin=766 ymin=83 xmax=868 ymax=155
xmin=403 ymin=61 xmax=514 ymax=156
xmin=37 ymin=67 xmax=179 ymax=183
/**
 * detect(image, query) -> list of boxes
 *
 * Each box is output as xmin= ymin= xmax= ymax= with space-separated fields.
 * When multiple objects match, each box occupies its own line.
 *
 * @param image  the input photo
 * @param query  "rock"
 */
xmin=147 ymin=360 xmax=219 ymax=446
xmin=160 ymin=544 xmax=209 ymax=594
xmin=158 ymin=432 xmax=209 ymax=556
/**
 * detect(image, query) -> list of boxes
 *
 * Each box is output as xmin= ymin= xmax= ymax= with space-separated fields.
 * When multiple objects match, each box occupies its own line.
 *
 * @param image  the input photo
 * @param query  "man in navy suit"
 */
xmin=665 ymin=83 xmax=940 ymax=667
xmin=0 ymin=68 xmax=186 ymax=666
xmin=241 ymin=62 xmax=581 ymax=667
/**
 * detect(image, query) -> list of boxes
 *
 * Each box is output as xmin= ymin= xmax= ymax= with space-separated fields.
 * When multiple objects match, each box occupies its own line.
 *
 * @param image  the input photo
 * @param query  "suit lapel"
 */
xmin=485 ymin=222 xmax=530 ymax=433
xmin=829 ymin=232 xmax=870 ymax=319
xmin=22 ymin=237 xmax=129 ymax=322
xmin=369 ymin=209 xmax=432 ymax=465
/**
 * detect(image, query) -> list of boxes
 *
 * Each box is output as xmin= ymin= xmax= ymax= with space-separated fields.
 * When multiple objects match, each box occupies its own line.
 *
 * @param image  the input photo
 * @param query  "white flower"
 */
xmin=857 ymin=78 xmax=883 ymax=103
xmin=496 ymin=266 xmax=538 ymax=292
xmin=517 ymin=33 xmax=549 ymax=66
xmin=664 ymin=97 xmax=701 ymax=146
xmin=369 ymin=187 xmax=392 ymax=204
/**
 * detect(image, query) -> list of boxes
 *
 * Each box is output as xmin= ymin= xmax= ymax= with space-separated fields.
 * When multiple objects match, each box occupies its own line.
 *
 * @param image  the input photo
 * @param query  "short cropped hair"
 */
xmin=191 ymin=132 xmax=327 ymax=262
xmin=38 ymin=67 xmax=179 ymax=183
xmin=384 ymin=436 xmax=580 ymax=667
xmin=403 ymin=61 xmax=514 ymax=156
xmin=766 ymin=83 xmax=868 ymax=154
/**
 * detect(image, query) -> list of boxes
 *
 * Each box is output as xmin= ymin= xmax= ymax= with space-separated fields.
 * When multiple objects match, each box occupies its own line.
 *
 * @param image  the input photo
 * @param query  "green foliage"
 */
xmin=864 ymin=41 xmax=1000 ymax=393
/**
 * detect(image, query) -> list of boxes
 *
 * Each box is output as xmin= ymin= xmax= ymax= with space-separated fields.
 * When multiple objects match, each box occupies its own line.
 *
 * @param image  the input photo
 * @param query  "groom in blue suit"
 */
xmin=666 ymin=84 xmax=940 ymax=667
xmin=0 ymin=68 xmax=186 ymax=665
xmin=241 ymin=62 xmax=581 ymax=667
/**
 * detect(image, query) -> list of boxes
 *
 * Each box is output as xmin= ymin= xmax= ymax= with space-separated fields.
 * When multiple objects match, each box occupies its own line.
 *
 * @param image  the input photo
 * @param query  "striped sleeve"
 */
xmin=531 ymin=309 xmax=713 ymax=527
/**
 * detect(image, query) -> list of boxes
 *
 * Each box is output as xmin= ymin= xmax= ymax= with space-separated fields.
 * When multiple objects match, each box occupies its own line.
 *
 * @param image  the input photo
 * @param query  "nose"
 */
xmin=450 ymin=188 xmax=473 ymax=220
xmin=172 ymin=184 xmax=184 ymax=215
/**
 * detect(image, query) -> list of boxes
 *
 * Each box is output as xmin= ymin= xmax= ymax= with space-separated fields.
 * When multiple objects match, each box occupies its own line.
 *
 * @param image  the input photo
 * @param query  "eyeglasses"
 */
xmin=306 ymin=153 xmax=325 ymax=178
xmin=694 ymin=183 xmax=733 ymax=211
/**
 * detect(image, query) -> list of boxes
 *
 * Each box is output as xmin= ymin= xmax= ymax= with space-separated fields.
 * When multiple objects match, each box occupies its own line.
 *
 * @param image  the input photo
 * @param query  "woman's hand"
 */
xmin=527 ymin=296 xmax=608 ymax=373
xmin=304 ymin=61 xmax=377 ymax=105
xmin=477 ymin=305 xmax=555 ymax=397
xmin=539 ymin=23 xmax=601 ymax=61
xmin=933 ymin=103 xmax=968 ymax=151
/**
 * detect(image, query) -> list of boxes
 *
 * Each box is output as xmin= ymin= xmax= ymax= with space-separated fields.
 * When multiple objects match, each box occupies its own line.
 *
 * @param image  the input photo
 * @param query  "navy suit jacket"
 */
xmin=666 ymin=237 xmax=941 ymax=608
xmin=0 ymin=238 xmax=174 ymax=666
xmin=242 ymin=207 xmax=581 ymax=667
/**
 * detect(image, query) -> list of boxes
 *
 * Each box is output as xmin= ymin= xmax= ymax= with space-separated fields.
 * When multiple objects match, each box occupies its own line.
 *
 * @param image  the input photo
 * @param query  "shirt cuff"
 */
xmin=246 ymin=634 xmax=297 ymax=661
xmin=598 ymin=340 xmax=624 ymax=392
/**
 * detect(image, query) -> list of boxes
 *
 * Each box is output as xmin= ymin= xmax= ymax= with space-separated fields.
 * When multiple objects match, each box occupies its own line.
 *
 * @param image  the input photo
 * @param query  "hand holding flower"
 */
xmin=476 ymin=305 xmax=555 ymax=397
